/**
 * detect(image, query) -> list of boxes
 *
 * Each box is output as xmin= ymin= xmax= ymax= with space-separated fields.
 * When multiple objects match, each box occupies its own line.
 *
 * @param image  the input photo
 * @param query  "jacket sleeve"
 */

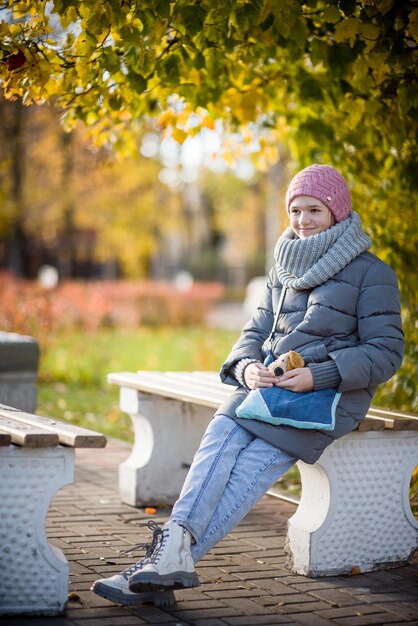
xmin=330 ymin=259 xmax=404 ymax=392
xmin=219 ymin=268 xmax=279 ymax=386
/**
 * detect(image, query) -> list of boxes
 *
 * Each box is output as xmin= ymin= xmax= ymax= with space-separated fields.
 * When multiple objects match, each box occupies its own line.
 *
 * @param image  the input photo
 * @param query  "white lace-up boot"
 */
xmin=91 ymin=561 xmax=176 ymax=607
xmin=129 ymin=521 xmax=200 ymax=592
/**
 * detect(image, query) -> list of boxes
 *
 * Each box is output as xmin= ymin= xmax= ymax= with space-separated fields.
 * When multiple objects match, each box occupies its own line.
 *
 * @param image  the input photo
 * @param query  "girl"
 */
xmin=92 ymin=164 xmax=404 ymax=605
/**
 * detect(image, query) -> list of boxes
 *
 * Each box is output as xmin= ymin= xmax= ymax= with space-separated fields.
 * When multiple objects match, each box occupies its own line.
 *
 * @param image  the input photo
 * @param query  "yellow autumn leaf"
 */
xmin=158 ymin=107 xmax=177 ymax=129
xmin=176 ymin=109 xmax=190 ymax=127
xmin=334 ymin=17 xmax=360 ymax=46
xmin=76 ymin=59 xmax=91 ymax=82
xmin=171 ymin=127 xmax=188 ymax=144
xmin=196 ymin=106 xmax=208 ymax=117
xmin=222 ymin=150 xmax=236 ymax=168
xmin=201 ymin=115 xmax=216 ymax=131
xmin=323 ymin=5 xmax=341 ymax=24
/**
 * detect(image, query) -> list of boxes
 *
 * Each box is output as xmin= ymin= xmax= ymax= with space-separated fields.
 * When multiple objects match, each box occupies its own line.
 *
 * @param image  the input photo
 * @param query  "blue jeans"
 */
xmin=170 ymin=413 xmax=296 ymax=563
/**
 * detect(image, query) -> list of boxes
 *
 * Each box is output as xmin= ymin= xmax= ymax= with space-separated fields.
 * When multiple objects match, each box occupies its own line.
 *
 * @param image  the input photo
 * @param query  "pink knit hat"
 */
xmin=286 ymin=164 xmax=352 ymax=223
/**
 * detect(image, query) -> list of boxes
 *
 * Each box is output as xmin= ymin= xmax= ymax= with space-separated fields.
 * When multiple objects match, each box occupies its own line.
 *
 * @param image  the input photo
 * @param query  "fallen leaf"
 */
xmin=145 ymin=507 xmax=156 ymax=514
xmin=347 ymin=565 xmax=362 ymax=576
xmin=68 ymin=592 xmax=82 ymax=604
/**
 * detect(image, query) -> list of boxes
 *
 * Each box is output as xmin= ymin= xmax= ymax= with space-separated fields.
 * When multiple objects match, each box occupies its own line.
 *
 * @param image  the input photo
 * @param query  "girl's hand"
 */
xmin=244 ymin=362 xmax=278 ymax=389
xmin=275 ymin=367 xmax=314 ymax=392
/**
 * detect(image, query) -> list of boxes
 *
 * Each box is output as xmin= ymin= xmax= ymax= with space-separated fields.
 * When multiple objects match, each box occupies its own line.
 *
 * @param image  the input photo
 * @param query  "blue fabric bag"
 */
xmin=235 ymin=387 xmax=341 ymax=431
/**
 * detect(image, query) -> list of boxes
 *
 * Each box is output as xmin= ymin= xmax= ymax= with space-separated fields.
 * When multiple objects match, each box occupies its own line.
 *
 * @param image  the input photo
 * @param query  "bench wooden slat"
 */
xmin=141 ymin=371 xmax=232 ymax=394
xmin=356 ymin=416 xmax=386 ymax=432
xmin=0 ymin=431 xmax=12 ymax=446
xmin=0 ymin=415 xmax=59 ymax=447
xmin=108 ymin=372 xmax=228 ymax=409
xmin=368 ymin=406 xmax=418 ymax=420
xmin=163 ymin=371 xmax=232 ymax=392
xmin=0 ymin=405 xmax=107 ymax=448
xmin=162 ymin=373 xmax=239 ymax=402
xmin=366 ymin=414 xmax=418 ymax=431
xmin=367 ymin=407 xmax=418 ymax=430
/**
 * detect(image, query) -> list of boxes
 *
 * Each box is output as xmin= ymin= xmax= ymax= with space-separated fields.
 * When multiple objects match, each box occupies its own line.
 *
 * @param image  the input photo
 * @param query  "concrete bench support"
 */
xmin=0 ymin=445 xmax=74 ymax=615
xmin=119 ymin=387 xmax=213 ymax=506
xmin=286 ymin=430 xmax=418 ymax=576
xmin=0 ymin=403 xmax=107 ymax=616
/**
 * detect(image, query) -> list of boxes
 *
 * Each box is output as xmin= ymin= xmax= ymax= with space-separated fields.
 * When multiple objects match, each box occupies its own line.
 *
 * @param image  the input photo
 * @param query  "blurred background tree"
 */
xmin=0 ymin=0 xmax=417 ymax=410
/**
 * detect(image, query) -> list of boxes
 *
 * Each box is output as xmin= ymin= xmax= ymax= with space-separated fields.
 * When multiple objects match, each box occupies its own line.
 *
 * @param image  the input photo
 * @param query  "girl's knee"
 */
xmin=202 ymin=414 xmax=253 ymax=448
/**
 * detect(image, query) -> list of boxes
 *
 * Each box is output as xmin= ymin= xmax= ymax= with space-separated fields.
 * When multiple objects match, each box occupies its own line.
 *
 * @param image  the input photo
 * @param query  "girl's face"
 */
xmin=289 ymin=195 xmax=335 ymax=239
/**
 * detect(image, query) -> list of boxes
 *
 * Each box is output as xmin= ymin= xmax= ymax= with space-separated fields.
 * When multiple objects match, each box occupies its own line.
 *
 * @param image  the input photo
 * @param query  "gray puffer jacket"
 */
xmin=218 ymin=251 xmax=404 ymax=463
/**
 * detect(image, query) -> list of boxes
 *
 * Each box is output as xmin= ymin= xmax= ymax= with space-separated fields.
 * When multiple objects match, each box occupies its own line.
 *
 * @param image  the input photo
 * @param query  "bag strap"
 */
xmin=266 ymin=286 xmax=287 ymax=347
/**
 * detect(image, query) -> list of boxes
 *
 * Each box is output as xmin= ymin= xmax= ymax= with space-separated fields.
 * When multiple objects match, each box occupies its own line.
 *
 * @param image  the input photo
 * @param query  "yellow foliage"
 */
xmin=158 ymin=108 xmax=177 ymax=129
xmin=408 ymin=8 xmax=418 ymax=42
xmin=171 ymin=127 xmax=187 ymax=144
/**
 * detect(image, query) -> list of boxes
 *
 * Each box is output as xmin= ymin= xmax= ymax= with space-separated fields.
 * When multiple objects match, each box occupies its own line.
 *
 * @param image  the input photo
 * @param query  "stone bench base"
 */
xmin=0 ymin=446 xmax=74 ymax=616
xmin=286 ymin=430 xmax=418 ymax=576
xmin=119 ymin=387 xmax=212 ymax=506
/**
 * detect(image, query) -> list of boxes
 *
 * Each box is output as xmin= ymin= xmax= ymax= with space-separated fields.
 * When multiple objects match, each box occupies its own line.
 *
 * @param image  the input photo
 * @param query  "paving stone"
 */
xmin=200 ymin=582 xmax=255 ymax=592
xmin=307 ymin=589 xmax=366 ymax=607
xmin=189 ymin=617 xmax=226 ymax=626
xmin=277 ymin=601 xmax=336 ymax=614
xmin=125 ymin=605 xmax=183 ymax=622
xmin=316 ymin=605 xmax=383 ymax=619
xmin=333 ymin=614 xmax=409 ymax=625
xmin=65 ymin=606 xmax=131 ymax=618
xmin=69 ymin=561 xmax=96 ymax=575
xmin=288 ymin=579 xmax=351 ymax=591
xmin=289 ymin=613 xmax=336 ymax=626
xmin=172 ymin=607 xmax=242 ymax=620
xmin=72 ymin=617 xmax=146 ymax=626
xmin=372 ymin=602 xmax=418 ymax=620
xmin=174 ymin=599 xmax=228 ymax=610
xmin=350 ymin=593 xmax=418 ymax=604
xmin=223 ymin=615 xmax=299 ymax=625
xmin=205 ymin=589 xmax=262 ymax=600
xmin=381 ymin=623 xmax=418 ymax=626
xmin=232 ymin=570 xmax=289 ymax=582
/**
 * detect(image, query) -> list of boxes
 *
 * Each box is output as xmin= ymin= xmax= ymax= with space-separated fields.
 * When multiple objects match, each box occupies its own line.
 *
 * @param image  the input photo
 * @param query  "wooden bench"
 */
xmin=108 ymin=370 xmax=418 ymax=577
xmin=0 ymin=403 xmax=107 ymax=616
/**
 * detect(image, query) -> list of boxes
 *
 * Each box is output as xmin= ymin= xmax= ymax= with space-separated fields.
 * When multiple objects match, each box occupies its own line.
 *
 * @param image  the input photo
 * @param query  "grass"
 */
xmin=37 ymin=326 xmax=238 ymax=441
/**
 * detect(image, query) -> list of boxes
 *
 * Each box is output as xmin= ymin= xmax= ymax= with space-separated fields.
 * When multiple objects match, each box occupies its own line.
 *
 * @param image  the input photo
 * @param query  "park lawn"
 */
xmin=37 ymin=326 xmax=238 ymax=441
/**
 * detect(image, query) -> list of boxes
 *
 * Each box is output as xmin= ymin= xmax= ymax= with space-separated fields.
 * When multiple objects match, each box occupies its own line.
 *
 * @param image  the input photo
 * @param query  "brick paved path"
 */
xmin=7 ymin=440 xmax=418 ymax=626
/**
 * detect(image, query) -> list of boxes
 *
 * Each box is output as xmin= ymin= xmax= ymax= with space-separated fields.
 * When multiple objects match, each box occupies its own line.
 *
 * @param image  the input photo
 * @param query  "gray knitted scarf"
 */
xmin=274 ymin=211 xmax=372 ymax=290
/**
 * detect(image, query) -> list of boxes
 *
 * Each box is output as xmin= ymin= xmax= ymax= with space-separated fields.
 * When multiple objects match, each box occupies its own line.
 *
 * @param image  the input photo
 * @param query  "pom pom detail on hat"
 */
xmin=286 ymin=164 xmax=352 ymax=223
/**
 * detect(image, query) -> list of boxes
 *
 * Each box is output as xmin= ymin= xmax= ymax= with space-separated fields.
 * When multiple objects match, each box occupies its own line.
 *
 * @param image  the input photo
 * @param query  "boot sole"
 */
xmin=129 ymin=571 xmax=200 ymax=592
xmin=91 ymin=580 xmax=176 ymax=607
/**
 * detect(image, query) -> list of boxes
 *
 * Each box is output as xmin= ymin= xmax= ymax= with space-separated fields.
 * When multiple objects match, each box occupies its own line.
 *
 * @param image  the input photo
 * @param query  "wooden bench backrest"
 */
xmin=107 ymin=371 xmax=418 ymax=432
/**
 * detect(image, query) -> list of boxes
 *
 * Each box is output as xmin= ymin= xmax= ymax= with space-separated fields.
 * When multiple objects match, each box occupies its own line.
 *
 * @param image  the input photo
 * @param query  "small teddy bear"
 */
xmin=267 ymin=350 xmax=305 ymax=377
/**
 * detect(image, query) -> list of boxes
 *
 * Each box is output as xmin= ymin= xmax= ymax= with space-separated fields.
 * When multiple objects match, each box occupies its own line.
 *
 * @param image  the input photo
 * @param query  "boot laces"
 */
xmin=147 ymin=526 xmax=170 ymax=565
xmin=120 ymin=520 xmax=164 ymax=579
